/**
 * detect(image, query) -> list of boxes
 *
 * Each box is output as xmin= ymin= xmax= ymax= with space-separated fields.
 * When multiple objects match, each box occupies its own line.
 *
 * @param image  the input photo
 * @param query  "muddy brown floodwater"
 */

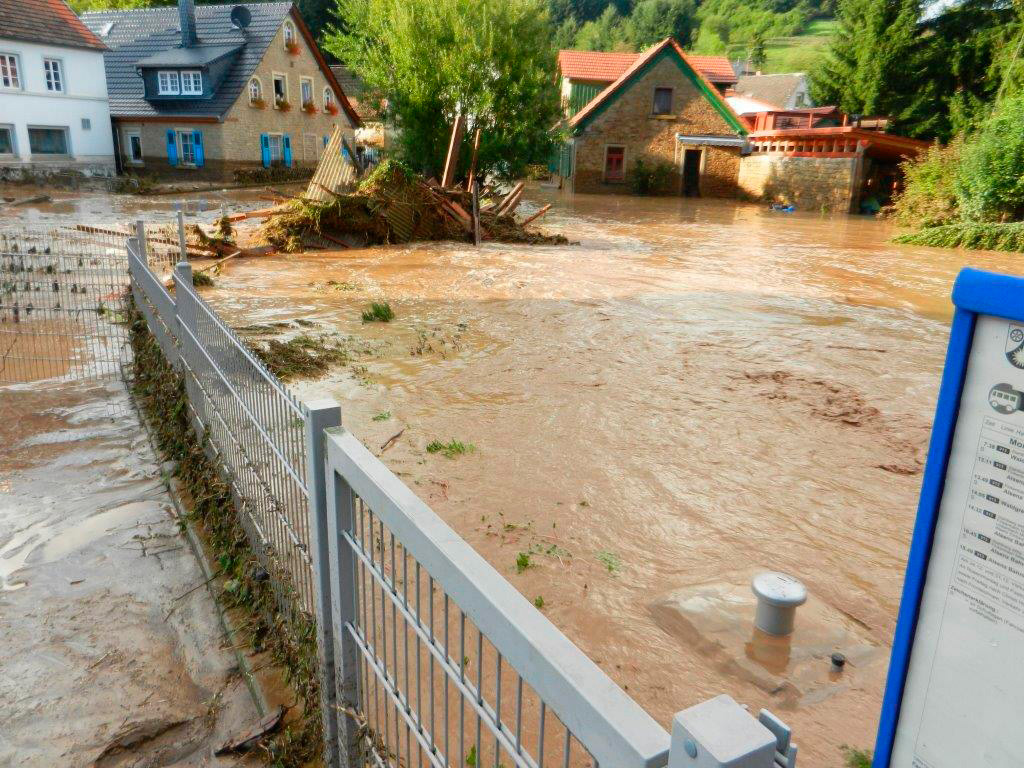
xmin=203 ymin=190 xmax=1023 ymax=765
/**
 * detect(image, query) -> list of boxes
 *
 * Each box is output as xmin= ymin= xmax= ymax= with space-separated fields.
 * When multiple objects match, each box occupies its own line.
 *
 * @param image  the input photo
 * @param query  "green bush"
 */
xmin=891 ymin=139 xmax=962 ymax=228
xmin=628 ymin=157 xmax=677 ymax=196
xmin=894 ymin=220 xmax=1024 ymax=252
xmin=955 ymin=95 xmax=1024 ymax=222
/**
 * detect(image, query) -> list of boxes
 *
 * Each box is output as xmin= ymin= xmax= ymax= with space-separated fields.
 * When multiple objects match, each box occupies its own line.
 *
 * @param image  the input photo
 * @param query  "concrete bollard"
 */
xmin=751 ymin=572 xmax=807 ymax=636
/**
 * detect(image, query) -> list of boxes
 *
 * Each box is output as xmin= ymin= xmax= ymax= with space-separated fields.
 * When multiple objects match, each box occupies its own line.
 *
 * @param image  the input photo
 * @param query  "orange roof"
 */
xmin=0 ymin=0 xmax=106 ymax=51
xmin=558 ymin=49 xmax=736 ymax=85
xmin=569 ymin=38 xmax=746 ymax=134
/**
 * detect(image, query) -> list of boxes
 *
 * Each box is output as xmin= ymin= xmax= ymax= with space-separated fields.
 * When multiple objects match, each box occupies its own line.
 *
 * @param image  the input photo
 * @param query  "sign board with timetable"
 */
xmin=874 ymin=269 xmax=1024 ymax=767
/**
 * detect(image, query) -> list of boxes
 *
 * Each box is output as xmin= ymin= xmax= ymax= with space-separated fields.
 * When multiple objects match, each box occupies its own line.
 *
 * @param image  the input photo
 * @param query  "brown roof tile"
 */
xmin=0 ymin=0 xmax=106 ymax=51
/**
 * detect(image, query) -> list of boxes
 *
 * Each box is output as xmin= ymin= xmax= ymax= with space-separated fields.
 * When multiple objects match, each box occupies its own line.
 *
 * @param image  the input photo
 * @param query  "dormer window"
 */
xmin=181 ymin=70 xmax=202 ymax=95
xmin=158 ymin=70 xmax=180 ymax=95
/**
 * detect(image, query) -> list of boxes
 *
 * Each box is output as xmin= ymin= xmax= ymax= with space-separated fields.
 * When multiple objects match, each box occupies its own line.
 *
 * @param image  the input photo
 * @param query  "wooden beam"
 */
xmin=520 ymin=203 xmax=551 ymax=227
xmin=441 ymin=114 xmax=466 ymax=189
xmin=494 ymin=181 xmax=524 ymax=217
xmin=472 ymin=181 xmax=481 ymax=246
xmin=465 ymin=128 xmax=482 ymax=191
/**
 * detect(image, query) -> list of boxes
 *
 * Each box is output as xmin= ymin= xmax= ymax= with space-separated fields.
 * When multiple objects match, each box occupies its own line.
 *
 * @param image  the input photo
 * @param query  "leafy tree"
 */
xmin=326 ymin=0 xmax=562 ymax=180
xmin=294 ymin=0 xmax=337 ymax=45
xmin=747 ymin=29 xmax=768 ymax=69
xmin=955 ymin=94 xmax=1024 ymax=221
xmin=809 ymin=0 xmax=923 ymax=132
xmin=575 ymin=5 xmax=632 ymax=50
xmin=68 ymin=0 xmax=169 ymax=10
xmin=892 ymin=139 xmax=963 ymax=226
xmin=628 ymin=0 xmax=698 ymax=48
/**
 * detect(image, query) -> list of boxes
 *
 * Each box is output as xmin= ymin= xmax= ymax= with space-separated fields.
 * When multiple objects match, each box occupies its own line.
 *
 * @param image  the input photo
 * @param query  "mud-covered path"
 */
xmin=0 ymin=380 xmax=260 ymax=767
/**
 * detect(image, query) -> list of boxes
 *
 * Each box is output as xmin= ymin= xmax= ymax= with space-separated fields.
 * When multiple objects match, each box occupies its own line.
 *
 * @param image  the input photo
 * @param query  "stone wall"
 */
xmin=116 ymin=16 xmax=355 ymax=179
xmin=570 ymin=55 xmax=742 ymax=196
xmin=737 ymin=153 xmax=860 ymax=213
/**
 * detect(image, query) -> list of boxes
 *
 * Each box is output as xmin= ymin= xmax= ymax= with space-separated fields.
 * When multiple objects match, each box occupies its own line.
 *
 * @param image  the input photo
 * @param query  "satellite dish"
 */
xmin=230 ymin=5 xmax=251 ymax=30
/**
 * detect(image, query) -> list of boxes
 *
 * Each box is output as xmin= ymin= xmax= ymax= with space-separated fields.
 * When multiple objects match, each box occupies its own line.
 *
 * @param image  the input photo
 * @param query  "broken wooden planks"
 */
xmin=494 ymin=181 xmax=525 ymax=216
xmin=465 ymin=128 xmax=482 ymax=191
xmin=520 ymin=203 xmax=552 ymax=226
xmin=441 ymin=115 xmax=467 ymax=189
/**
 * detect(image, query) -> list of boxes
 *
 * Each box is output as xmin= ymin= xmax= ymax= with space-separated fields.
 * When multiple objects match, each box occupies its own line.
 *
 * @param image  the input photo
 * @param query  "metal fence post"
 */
xmin=176 ymin=210 xmax=187 ymax=262
xmin=324 ymin=433 xmax=360 ymax=767
xmin=304 ymin=400 xmax=343 ymax=768
xmin=135 ymin=219 xmax=147 ymax=263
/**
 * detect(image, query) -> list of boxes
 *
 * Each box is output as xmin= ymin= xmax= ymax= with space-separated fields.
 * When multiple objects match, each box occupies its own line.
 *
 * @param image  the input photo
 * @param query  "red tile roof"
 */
xmin=0 ymin=0 xmax=106 ymax=51
xmin=569 ymin=38 xmax=745 ymax=133
xmin=558 ymin=48 xmax=736 ymax=85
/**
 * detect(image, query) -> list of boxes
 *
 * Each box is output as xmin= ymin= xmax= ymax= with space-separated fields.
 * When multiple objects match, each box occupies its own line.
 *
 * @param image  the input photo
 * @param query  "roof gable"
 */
xmin=0 ymin=0 xmax=106 ymax=51
xmin=569 ymin=39 xmax=746 ymax=136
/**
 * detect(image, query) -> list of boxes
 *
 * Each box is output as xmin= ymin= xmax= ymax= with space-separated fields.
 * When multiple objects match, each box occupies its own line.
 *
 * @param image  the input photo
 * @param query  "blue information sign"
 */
xmin=875 ymin=268 xmax=1024 ymax=767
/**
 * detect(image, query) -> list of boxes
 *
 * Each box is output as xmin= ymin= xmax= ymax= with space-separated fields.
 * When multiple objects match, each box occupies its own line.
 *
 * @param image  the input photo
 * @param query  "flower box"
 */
xmin=285 ymin=41 xmax=300 ymax=55
xmin=301 ymin=100 xmax=318 ymax=115
xmin=249 ymin=96 xmax=266 ymax=109
xmin=276 ymin=98 xmax=291 ymax=112
xmin=325 ymin=102 xmax=339 ymax=115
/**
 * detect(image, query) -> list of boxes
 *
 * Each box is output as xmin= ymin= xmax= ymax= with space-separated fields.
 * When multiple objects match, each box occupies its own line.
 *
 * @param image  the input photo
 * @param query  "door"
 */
xmin=682 ymin=149 xmax=702 ymax=196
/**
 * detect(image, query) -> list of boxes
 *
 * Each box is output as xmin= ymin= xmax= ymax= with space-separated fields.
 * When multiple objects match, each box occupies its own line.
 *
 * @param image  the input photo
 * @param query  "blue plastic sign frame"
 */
xmin=873 ymin=267 xmax=1024 ymax=767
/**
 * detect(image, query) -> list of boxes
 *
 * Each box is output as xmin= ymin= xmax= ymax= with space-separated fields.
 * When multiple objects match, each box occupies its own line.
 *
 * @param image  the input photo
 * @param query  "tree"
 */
xmin=628 ymin=0 xmax=698 ymax=48
xmin=326 ymin=0 xmax=562 ymax=180
xmin=747 ymin=29 xmax=767 ymax=70
xmin=810 ymin=0 xmax=924 ymax=133
xmin=955 ymin=94 xmax=1024 ymax=221
xmin=575 ymin=5 xmax=632 ymax=50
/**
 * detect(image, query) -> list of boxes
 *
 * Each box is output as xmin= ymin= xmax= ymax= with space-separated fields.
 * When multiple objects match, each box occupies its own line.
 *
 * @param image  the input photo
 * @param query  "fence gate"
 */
xmin=0 ymin=223 xmax=177 ymax=386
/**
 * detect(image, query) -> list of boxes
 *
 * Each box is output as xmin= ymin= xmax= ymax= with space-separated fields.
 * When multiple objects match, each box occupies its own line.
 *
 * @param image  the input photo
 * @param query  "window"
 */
xmin=181 ymin=70 xmax=202 ymax=95
xmin=0 ymin=53 xmax=20 ymax=89
xmin=323 ymin=87 xmax=334 ymax=108
xmin=653 ymin=87 xmax=673 ymax=115
xmin=81 ymin=118 xmax=91 ymax=130
xmin=249 ymin=77 xmax=262 ymax=104
xmin=268 ymin=133 xmax=283 ymax=163
xmin=28 ymin=126 xmax=69 ymax=155
xmin=604 ymin=145 xmax=625 ymax=182
xmin=0 ymin=125 xmax=14 ymax=155
xmin=300 ymin=77 xmax=313 ymax=106
xmin=177 ymin=130 xmax=196 ymax=166
xmin=283 ymin=22 xmax=295 ymax=48
xmin=273 ymin=74 xmax=287 ymax=107
xmin=43 ymin=58 xmax=64 ymax=92
xmin=125 ymin=130 xmax=142 ymax=163
xmin=158 ymin=71 xmax=180 ymax=95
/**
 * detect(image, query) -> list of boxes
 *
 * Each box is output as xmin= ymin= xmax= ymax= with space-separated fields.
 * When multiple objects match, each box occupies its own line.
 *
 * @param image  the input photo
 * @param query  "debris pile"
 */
xmin=254 ymin=124 xmax=566 ymax=252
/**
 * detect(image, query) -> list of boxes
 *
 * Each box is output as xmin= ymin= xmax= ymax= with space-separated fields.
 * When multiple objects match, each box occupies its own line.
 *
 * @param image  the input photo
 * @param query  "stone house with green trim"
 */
xmin=559 ymin=38 xmax=748 ymax=197
xmin=81 ymin=0 xmax=360 ymax=178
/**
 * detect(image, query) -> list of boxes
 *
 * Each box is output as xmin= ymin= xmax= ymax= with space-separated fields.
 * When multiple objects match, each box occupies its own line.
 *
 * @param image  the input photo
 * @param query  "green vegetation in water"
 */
xmin=596 ymin=550 xmax=622 ymax=574
xmin=372 ymin=410 xmax=392 ymax=421
xmin=191 ymin=271 xmax=214 ymax=287
xmin=515 ymin=552 xmax=533 ymax=573
xmin=249 ymin=334 xmax=349 ymax=381
xmin=841 ymin=746 xmax=872 ymax=768
xmin=126 ymin=305 xmax=322 ymax=767
xmin=628 ymin=157 xmax=677 ymax=196
xmin=533 ymin=595 xmax=545 ymax=609
xmin=895 ymin=221 xmax=1024 ymax=253
xmin=466 ymin=745 xmax=477 ymax=767
xmin=361 ymin=301 xmax=395 ymax=323
xmin=426 ymin=439 xmax=475 ymax=458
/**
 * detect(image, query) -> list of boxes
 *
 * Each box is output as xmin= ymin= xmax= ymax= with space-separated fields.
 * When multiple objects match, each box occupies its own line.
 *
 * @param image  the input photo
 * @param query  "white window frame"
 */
xmin=176 ymin=129 xmax=197 ymax=167
xmin=0 ymin=53 xmax=21 ymax=89
xmin=157 ymin=70 xmax=180 ymax=95
xmin=300 ymin=76 xmax=313 ymax=107
xmin=124 ymin=128 xmax=143 ymax=164
xmin=249 ymin=77 xmax=262 ymax=104
xmin=0 ymin=123 xmax=16 ymax=156
xmin=267 ymin=132 xmax=283 ymax=164
xmin=283 ymin=21 xmax=296 ymax=48
xmin=323 ymin=87 xmax=334 ymax=109
xmin=43 ymin=58 xmax=64 ymax=93
xmin=272 ymin=72 xmax=288 ymax=108
xmin=27 ymin=125 xmax=71 ymax=157
xmin=180 ymin=70 xmax=202 ymax=95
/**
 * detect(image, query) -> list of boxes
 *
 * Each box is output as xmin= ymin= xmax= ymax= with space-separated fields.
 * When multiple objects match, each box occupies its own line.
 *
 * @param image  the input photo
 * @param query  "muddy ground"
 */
xmin=0 ymin=380 xmax=261 ymax=767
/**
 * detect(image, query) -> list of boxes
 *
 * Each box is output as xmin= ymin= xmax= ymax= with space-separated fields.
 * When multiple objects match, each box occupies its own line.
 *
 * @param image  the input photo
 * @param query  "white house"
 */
xmin=0 ymin=0 xmax=116 ymax=177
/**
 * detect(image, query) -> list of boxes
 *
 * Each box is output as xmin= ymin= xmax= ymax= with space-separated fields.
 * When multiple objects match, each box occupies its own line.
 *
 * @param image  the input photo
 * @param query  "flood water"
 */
xmin=198 ymin=190 xmax=1019 ymax=764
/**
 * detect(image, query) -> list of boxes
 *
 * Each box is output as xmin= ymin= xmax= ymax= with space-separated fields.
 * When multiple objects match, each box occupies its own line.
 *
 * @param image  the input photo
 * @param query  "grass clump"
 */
xmin=841 ymin=746 xmax=872 ymax=768
xmin=533 ymin=595 xmax=545 ymax=609
xmin=515 ymin=552 xmax=532 ymax=573
xmin=361 ymin=301 xmax=395 ymax=323
xmin=191 ymin=271 xmax=214 ymax=287
xmin=426 ymin=439 xmax=475 ymax=458
xmin=372 ymin=410 xmax=391 ymax=421
xmin=249 ymin=334 xmax=348 ymax=381
xmin=895 ymin=220 xmax=1024 ymax=253
xmin=596 ymin=550 xmax=621 ymax=574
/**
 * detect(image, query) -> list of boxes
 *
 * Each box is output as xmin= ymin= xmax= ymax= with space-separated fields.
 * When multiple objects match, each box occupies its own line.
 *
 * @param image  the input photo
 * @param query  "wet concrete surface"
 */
xmin=194 ymin=189 xmax=1024 ymax=765
xmin=0 ymin=379 xmax=260 ymax=767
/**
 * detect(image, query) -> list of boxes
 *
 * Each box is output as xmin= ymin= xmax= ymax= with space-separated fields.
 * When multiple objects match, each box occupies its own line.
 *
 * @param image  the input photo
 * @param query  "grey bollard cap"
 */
xmin=751 ymin=572 xmax=807 ymax=636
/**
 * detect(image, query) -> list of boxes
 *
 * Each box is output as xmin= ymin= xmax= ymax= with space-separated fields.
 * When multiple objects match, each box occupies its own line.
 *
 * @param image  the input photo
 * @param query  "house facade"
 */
xmin=0 ymin=0 xmax=116 ymax=177
xmin=81 ymin=0 xmax=359 ymax=178
xmin=560 ymin=39 xmax=748 ymax=197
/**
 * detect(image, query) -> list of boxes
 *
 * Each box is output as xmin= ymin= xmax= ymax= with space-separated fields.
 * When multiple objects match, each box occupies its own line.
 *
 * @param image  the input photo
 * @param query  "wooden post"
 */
xmin=472 ymin=180 xmax=481 ymax=246
xmin=441 ymin=114 xmax=466 ymax=189
xmin=466 ymin=128 xmax=482 ymax=191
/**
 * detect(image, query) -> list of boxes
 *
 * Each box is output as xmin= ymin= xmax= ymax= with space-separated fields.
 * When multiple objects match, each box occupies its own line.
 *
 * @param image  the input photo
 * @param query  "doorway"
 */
xmin=682 ymin=148 xmax=702 ymax=196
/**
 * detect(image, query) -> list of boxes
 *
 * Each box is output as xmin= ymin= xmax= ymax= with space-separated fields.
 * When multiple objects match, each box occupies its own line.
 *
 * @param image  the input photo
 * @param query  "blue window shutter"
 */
xmin=166 ymin=129 xmax=178 ymax=166
xmin=260 ymin=133 xmax=270 ymax=167
xmin=283 ymin=134 xmax=292 ymax=167
xmin=192 ymin=130 xmax=204 ymax=167
xmin=323 ymin=135 xmax=328 ymax=148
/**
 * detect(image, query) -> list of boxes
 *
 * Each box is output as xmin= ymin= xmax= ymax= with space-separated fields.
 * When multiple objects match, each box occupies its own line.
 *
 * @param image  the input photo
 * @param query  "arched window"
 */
xmin=283 ymin=22 xmax=295 ymax=48
xmin=249 ymin=77 xmax=262 ymax=104
xmin=323 ymin=87 xmax=334 ymax=108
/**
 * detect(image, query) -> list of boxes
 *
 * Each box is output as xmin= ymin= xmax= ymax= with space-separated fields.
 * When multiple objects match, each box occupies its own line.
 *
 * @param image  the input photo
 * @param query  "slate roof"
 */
xmin=135 ymin=43 xmax=242 ymax=68
xmin=558 ymin=49 xmax=737 ymax=86
xmin=734 ymin=73 xmax=809 ymax=110
xmin=0 ymin=0 xmax=106 ymax=51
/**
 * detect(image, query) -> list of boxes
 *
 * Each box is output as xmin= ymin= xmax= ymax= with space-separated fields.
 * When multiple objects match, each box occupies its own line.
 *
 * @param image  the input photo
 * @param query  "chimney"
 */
xmin=179 ymin=0 xmax=198 ymax=47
